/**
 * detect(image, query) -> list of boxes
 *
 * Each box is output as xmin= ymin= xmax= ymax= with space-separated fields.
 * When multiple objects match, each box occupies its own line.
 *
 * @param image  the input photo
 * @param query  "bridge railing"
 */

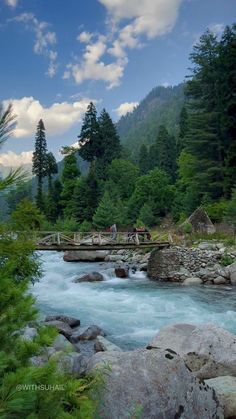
xmin=18 ymin=230 xmax=172 ymax=247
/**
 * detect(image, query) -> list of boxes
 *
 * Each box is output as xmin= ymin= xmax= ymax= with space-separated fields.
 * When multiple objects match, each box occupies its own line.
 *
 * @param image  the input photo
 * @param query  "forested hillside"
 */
xmin=117 ymin=84 xmax=185 ymax=153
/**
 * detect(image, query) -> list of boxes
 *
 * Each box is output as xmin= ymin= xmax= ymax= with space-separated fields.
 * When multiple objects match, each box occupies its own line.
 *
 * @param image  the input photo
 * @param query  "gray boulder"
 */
xmin=87 ymin=348 xmax=223 ymax=419
xmin=147 ymin=323 xmax=236 ymax=379
xmin=53 ymin=334 xmax=74 ymax=352
xmin=72 ymin=325 xmax=106 ymax=342
xmin=45 ymin=315 xmax=80 ymax=328
xmin=44 ymin=320 xmax=73 ymax=339
xmin=73 ymin=271 xmax=104 ymax=283
xmin=53 ymin=351 xmax=88 ymax=377
xmin=183 ymin=277 xmax=202 ymax=285
xmin=94 ymin=336 xmax=122 ymax=353
xmin=213 ymin=276 xmax=226 ymax=285
xmin=205 ymin=376 xmax=236 ymax=418
xmin=114 ymin=266 xmax=129 ymax=278
xmin=21 ymin=326 xmax=38 ymax=341
xmin=63 ymin=250 xmax=109 ymax=262
xmin=228 ymin=262 xmax=236 ymax=285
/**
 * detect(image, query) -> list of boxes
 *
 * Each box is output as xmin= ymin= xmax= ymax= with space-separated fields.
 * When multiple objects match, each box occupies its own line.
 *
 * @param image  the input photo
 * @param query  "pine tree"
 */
xmin=46 ymin=152 xmax=58 ymax=191
xmin=72 ymin=166 xmax=100 ymax=223
xmin=93 ymin=191 xmax=117 ymax=229
xmin=78 ymin=102 xmax=101 ymax=162
xmin=225 ymin=188 xmax=236 ymax=233
xmin=60 ymin=151 xmax=80 ymax=217
xmin=32 ymin=119 xmax=48 ymax=211
xmin=176 ymin=106 xmax=188 ymax=156
xmin=139 ymin=144 xmax=150 ymax=175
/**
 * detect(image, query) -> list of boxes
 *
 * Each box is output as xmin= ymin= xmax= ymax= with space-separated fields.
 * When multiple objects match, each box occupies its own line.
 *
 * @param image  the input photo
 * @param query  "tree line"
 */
xmin=5 ymin=23 xmax=236 ymax=231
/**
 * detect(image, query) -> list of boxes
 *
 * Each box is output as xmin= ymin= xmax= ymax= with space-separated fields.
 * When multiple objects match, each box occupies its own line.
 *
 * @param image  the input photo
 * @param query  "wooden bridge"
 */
xmin=32 ymin=231 xmax=172 ymax=251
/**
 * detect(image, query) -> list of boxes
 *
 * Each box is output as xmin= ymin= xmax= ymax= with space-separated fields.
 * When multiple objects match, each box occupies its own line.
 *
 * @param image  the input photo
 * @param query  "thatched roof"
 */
xmin=180 ymin=207 xmax=216 ymax=234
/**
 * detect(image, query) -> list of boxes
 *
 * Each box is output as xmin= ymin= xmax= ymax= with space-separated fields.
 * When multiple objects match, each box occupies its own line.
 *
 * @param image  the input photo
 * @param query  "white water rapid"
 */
xmin=31 ymin=251 xmax=236 ymax=349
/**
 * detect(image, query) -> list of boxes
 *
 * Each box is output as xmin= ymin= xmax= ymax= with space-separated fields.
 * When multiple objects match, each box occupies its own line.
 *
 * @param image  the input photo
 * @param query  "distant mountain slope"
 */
xmin=117 ymin=84 xmax=185 ymax=153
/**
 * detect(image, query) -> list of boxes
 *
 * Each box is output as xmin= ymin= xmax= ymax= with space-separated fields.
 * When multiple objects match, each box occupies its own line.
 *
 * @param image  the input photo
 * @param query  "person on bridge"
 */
xmin=110 ymin=224 xmax=117 ymax=241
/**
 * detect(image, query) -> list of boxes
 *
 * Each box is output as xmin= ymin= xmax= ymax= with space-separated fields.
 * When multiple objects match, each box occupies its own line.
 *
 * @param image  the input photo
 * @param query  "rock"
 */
xmin=86 ymin=348 xmax=223 ymax=419
xmin=63 ymin=250 xmax=109 ymax=262
xmin=205 ymin=376 xmax=236 ymax=418
xmin=198 ymin=242 xmax=217 ymax=251
xmin=94 ymin=336 xmax=122 ymax=352
xmin=53 ymin=334 xmax=74 ymax=352
xmin=73 ymin=271 xmax=104 ymax=283
xmin=74 ymin=325 xmax=106 ymax=342
xmin=228 ymin=262 xmax=236 ymax=285
xmin=114 ymin=266 xmax=129 ymax=278
xmin=139 ymin=263 xmax=147 ymax=271
xmin=148 ymin=248 xmax=183 ymax=280
xmin=183 ymin=277 xmax=202 ymax=285
xmin=105 ymin=254 xmax=123 ymax=262
xmin=45 ymin=315 xmax=80 ymax=328
xmin=21 ymin=326 xmax=38 ymax=341
xmin=213 ymin=276 xmax=226 ymax=285
xmin=147 ymin=323 xmax=236 ymax=379
xmin=44 ymin=320 xmax=73 ymax=339
xmin=54 ymin=351 xmax=88 ymax=377
xmin=29 ymin=356 xmax=46 ymax=367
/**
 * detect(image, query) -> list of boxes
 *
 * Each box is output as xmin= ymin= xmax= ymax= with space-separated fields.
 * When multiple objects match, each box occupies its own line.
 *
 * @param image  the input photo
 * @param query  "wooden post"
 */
xmin=57 ymin=232 xmax=60 ymax=245
xmin=98 ymin=233 xmax=102 ymax=245
xmin=135 ymin=232 xmax=139 ymax=245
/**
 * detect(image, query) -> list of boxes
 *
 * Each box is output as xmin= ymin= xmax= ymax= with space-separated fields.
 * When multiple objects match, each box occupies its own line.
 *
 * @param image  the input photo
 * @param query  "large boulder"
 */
xmin=73 ymin=272 xmax=104 ymax=283
xmin=228 ymin=262 xmax=236 ymax=285
xmin=183 ymin=277 xmax=202 ymax=285
xmin=53 ymin=351 xmax=88 ymax=377
xmin=71 ymin=325 xmax=106 ymax=342
xmin=45 ymin=315 xmax=80 ymax=328
xmin=147 ymin=323 xmax=236 ymax=379
xmin=94 ymin=336 xmax=122 ymax=353
xmin=205 ymin=376 xmax=236 ymax=418
xmin=44 ymin=320 xmax=73 ymax=339
xmin=52 ymin=334 xmax=74 ymax=352
xmin=87 ymin=348 xmax=223 ymax=419
xmin=63 ymin=250 xmax=109 ymax=262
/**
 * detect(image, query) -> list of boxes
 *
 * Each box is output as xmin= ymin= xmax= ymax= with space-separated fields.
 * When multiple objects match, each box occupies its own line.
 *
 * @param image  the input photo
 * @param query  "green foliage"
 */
xmin=6 ymin=182 xmax=32 ymax=214
xmin=138 ymin=144 xmax=150 ymax=175
xmin=60 ymin=152 xmax=80 ymax=217
xmin=128 ymin=168 xmax=174 ymax=223
xmin=78 ymin=102 xmax=101 ymax=162
xmin=54 ymin=217 xmax=79 ymax=232
xmin=138 ymin=203 xmax=156 ymax=227
xmin=204 ymin=199 xmax=229 ymax=222
xmin=93 ymin=191 xmax=118 ymax=229
xmin=107 ymin=159 xmax=139 ymax=200
xmin=79 ymin=220 xmax=93 ymax=233
xmin=224 ymin=188 xmax=236 ymax=229
xmin=220 ymin=254 xmax=234 ymax=267
xmin=150 ymin=125 xmax=177 ymax=181
xmin=11 ymin=198 xmax=45 ymax=231
xmin=0 ymin=103 xmax=16 ymax=147
xmin=182 ymin=223 xmax=193 ymax=235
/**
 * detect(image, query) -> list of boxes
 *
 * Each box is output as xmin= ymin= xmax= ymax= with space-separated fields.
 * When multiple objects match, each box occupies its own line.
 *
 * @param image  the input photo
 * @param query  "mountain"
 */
xmin=117 ymin=84 xmax=185 ymax=154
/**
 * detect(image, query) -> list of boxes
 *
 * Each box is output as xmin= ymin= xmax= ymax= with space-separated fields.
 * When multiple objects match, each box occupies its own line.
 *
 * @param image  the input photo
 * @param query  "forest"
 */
xmin=2 ymin=24 xmax=236 ymax=231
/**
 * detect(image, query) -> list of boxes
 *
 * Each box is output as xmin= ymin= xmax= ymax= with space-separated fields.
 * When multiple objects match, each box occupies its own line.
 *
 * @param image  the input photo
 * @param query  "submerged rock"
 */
xmin=147 ymin=323 xmax=236 ymax=379
xmin=45 ymin=315 xmax=80 ymax=328
xmin=86 ymin=348 xmax=223 ymax=419
xmin=114 ymin=266 xmax=129 ymax=278
xmin=73 ymin=271 xmax=104 ymax=283
xmin=63 ymin=250 xmax=109 ymax=262
xmin=205 ymin=376 xmax=236 ymax=418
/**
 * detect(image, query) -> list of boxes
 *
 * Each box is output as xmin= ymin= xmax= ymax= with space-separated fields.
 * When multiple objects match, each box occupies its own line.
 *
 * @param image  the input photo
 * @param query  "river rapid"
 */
xmin=30 ymin=251 xmax=236 ymax=350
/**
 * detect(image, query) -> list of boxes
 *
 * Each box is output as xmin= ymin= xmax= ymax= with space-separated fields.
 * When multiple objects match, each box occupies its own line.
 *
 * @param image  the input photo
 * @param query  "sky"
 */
xmin=0 ymin=0 xmax=235 ymax=167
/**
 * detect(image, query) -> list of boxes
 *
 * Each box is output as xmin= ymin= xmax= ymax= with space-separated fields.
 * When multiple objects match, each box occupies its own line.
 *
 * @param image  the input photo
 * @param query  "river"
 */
xmin=30 ymin=251 xmax=236 ymax=350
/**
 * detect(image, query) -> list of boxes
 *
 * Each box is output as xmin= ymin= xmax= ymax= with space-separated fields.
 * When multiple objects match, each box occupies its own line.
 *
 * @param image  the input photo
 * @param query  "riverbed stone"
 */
xmin=114 ymin=266 xmax=129 ymax=278
xmin=73 ymin=271 xmax=104 ymax=283
xmin=75 ymin=325 xmax=106 ymax=341
xmin=44 ymin=320 xmax=73 ymax=339
xmin=147 ymin=323 xmax=236 ymax=379
xmin=213 ymin=276 xmax=226 ymax=285
xmin=205 ymin=376 xmax=236 ymax=418
xmin=45 ymin=315 xmax=80 ymax=328
xmin=183 ymin=277 xmax=202 ymax=285
xmin=63 ymin=250 xmax=109 ymax=262
xmin=94 ymin=336 xmax=122 ymax=353
xmin=86 ymin=348 xmax=223 ymax=419
xmin=228 ymin=262 xmax=236 ymax=285
xmin=53 ymin=334 xmax=74 ymax=352
xmin=54 ymin=351 xmax=88 ymax=377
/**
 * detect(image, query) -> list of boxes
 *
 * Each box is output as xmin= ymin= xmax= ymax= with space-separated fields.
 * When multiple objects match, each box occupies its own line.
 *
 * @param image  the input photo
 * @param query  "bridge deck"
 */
xmin=35 ymin=242 xmax=170 ymax=251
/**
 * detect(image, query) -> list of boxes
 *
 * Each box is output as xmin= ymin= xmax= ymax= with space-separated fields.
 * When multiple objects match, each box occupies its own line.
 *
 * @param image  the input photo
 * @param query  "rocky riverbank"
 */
xmin=63 ymin=241 xmax=236 ymax=285
xmin=20 ymin=315 xmax=236 ymax=418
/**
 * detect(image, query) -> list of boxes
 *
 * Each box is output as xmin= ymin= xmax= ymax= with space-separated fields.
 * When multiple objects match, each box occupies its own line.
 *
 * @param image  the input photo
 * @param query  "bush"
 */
xmin=204 ymin=200 xmax=229 ymax=222
xmin=182 ymin=223 xmax=193 ymax=234
xmin=54 ymin=217 xmax=79 ymax=232
xmin=220 ymin=254 xmax=234 ymax=266
xmin=79 ymin=220 xmax=93 ymax=233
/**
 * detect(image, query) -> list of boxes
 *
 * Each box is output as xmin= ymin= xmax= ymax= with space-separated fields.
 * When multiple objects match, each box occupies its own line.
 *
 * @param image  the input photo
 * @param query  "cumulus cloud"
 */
xmin=3 ymin=97 xmax=94 ymax=138
xmin=114 ymin=101 xmax=139 ymax=117
xmin=209 ymin=23 xmax=225 ymax=37
xmin=5 ymin=0 xmax=18 ymax=7
xmin=10 ymin=13 xmax=58 ymax=77
xmin=68 ymin=0 xmax=182 ymax=88
xmin=0 ymin=151 xmax=33 ymax=167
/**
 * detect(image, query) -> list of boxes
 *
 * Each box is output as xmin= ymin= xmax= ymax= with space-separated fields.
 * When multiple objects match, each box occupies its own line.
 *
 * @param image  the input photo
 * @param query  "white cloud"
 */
xmin=66 ymin=0 xmax=182 ymax=88
xmin=77 ymin=31 xmax=93 ymax=43
xmin=209 ymin=23 xmax=224 ymax=37
xmin=3 ymin=97 xmax=94 ymax=138
xmin=0 ymin=151 xmax=33 ymax=167
xmin=11 ymin=13 xmax=58 ymax=77
xmin=114 ymin=101 xmax=139 ymax=117
xmin=5 ymin=0 xmax=18 ymax=7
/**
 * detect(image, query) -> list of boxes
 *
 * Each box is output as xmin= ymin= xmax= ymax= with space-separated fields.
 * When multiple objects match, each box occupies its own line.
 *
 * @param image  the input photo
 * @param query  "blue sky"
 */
xmin=0 ymin=0 xmax=235 ymax=167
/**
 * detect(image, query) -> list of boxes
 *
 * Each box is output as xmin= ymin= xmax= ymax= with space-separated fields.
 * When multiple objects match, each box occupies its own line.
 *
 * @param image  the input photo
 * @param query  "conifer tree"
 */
xmin=72 ymin=166 xmax=100 ymax=222
xmin=46 ymin=152 xmax=58 ymax=191
xmin=139 ymin=144 xmax=150 ymax=175
xmin=32 ymin=119 xmax=48 ymax=211
xmin=78 ymin=102 xmax=101 ymax=162
xmin=93 ymin=190 xmax=117 ymax=229
xmin=60 ymin=150 xmax=80 ymax=217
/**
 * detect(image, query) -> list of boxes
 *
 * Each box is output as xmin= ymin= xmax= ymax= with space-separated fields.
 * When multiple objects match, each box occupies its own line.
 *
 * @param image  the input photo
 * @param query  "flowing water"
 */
xmin=31 ymin=251 xmax=236 ymax=350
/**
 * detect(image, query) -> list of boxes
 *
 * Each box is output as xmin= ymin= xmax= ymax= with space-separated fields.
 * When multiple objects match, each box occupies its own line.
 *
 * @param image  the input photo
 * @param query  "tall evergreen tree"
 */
xmin=60 ymin=150 xmax=80 ymax=217
xmin=93 ymin=190 xmax=117 ymax=229
xmin=78 ymin=102 xmax=101 ymax=162
xmin=46 ymin=152 xmax=58 ymax=191
xmin=32 ymin=119 xmax=48 ymax=211
xmin=139 ymin=144 xmax=150 ymax=175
